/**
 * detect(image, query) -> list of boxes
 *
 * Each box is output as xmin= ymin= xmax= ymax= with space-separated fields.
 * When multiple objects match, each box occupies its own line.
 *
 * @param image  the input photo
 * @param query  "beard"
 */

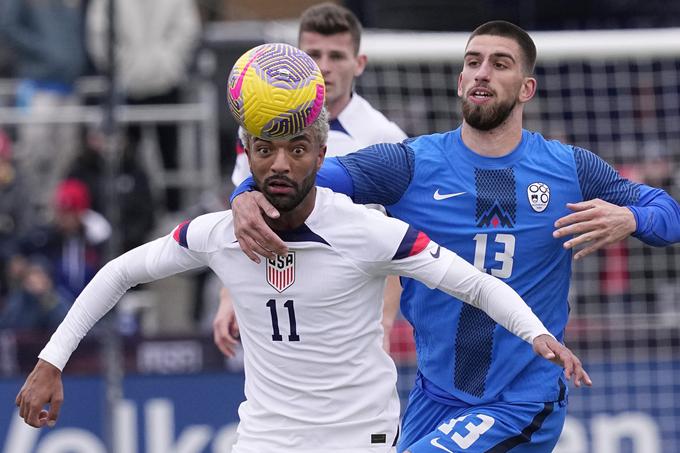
xmin=461 ymin=95 xmax=517 ymax=131
xmin=256 ymin=171 xmax=316 ymax=212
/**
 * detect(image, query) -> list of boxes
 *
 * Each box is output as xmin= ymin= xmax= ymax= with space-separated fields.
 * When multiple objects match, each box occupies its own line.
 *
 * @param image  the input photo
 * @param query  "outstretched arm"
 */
xmin=16 ymin=235 xmax=206 ymax=427
xmin=554 ymin=147 xmax=680 ymax=259
xmin=434 ymin=252 xmax=591 ymax=387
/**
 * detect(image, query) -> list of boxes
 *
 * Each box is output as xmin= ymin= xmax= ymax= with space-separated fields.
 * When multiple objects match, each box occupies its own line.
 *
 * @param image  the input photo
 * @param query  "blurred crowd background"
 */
xmin=0 ymin=0 xmax=678 ymax=385
xmin=1 ymin=2 xmax=680 ymax=452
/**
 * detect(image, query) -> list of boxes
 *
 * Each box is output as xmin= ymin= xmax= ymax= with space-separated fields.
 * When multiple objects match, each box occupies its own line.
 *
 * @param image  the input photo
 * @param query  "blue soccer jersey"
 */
xmin=332 ymin=127 xmax=680 ymax=405
xmin=231 ymin=129 xmax=680 ymax=402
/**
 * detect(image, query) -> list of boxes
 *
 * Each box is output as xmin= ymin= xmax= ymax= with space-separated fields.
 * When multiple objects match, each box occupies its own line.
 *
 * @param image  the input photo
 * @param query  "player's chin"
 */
xmin=265 ymin=194 xmax=298 ymax=212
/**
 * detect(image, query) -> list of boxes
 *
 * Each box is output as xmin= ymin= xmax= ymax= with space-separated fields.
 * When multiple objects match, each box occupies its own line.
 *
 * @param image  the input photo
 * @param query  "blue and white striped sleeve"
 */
xmin=574 ymin=146 xmax=680 ymax=246
xmin=336 ymin=142 xmax=415 ymax=206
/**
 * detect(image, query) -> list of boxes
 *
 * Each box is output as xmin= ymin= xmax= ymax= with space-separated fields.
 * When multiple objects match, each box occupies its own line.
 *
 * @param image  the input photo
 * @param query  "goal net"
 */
xmin=266 ymin=25 xmax=680 ymax=453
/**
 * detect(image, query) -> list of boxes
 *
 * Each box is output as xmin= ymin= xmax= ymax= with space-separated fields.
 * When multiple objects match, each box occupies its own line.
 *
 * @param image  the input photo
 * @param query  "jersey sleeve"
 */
xmin=38 ymin=230 xmax=209 ymax=371
xmin=336 ymin=142 xmax=415 ymax=206
xmin=347 ymin=207 xmax=455 ymax=288
xmin=574 ymin=146 xmax=680 ymax=245
xmin=383 ymin=228 xmax=552 ymax=343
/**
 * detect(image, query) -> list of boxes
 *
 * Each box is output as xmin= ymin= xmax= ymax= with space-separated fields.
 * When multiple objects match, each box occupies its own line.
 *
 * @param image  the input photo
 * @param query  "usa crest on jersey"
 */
xmin=527 ymin=182 xmax=550 ymax=212
xmin=266 ymin=252 xmax=295 ymax=292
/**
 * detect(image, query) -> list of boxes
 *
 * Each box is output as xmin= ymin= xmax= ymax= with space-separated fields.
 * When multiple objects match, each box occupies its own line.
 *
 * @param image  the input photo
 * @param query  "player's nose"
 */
xmin=269 ymin=149 xmax=291 ymax=173
xmin=475 ymin=60 xmax=493 ymax=81
xmin=316 ymin=55 xmax=331 ymax=74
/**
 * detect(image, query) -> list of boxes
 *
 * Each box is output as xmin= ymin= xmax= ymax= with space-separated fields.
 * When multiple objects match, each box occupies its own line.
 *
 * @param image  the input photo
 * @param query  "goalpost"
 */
xmin=265 ymin=24 xmax=680 ymax=453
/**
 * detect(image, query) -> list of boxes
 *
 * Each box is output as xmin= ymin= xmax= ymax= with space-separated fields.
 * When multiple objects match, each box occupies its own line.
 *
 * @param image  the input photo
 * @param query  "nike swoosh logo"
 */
xmin=433 ymin=189 xmax=466 ymax=200
xmin=430 ymin=245 xmax=441 ymax=259
xmin=430 ymin=437 xmax=455 ymax=453
xmin=229 ymin=49 xmax=265 ymax=100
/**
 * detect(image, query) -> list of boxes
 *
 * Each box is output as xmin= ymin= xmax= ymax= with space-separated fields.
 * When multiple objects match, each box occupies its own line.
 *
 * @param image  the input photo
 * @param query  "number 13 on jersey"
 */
xmin=473 ymin=233 xmax=516 ymax=278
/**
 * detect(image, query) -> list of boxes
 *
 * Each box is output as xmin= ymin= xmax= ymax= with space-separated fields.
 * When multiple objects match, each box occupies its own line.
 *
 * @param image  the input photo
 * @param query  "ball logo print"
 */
xmin=227 ymin=43 xmax=326 ymax=139
xmin=527 ymin=182 xmax=550 ymax=212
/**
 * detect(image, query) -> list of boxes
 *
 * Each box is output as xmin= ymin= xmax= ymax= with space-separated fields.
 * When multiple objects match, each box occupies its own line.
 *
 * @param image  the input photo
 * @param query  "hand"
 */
xmin=15 ymin=359 xmax=63 ymax=428
xmin=532 ymin=334 xmax=592 ymax=388
xmin=213 ymin=287 xmax=241 ymax=358
xmin=553 ymin=198 xmax=637 ymax=260
xmin=232 ymin=191 xmax=287 ymax=263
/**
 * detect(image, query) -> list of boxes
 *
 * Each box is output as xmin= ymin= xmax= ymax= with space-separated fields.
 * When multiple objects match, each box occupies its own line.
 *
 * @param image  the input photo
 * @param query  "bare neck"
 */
xmin=460 ymin=109 xmax=524 ymax=157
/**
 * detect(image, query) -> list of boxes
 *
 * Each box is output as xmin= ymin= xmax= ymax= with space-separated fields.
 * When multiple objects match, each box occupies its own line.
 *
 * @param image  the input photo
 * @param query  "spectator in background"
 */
xmin=0 ymin=256 xmax=69 ymax=331
xmin=0 ymin=130 xmax=34 ymax=298
xmin=86 ymin=0 xmax=201 ymax=212
xmin=18 ymin=179 xmax=111 ymax=303
xmin=68 ymin=126 xmax=155 ymax=253
xmin=0 ymin=0 xmax=86 ymax=216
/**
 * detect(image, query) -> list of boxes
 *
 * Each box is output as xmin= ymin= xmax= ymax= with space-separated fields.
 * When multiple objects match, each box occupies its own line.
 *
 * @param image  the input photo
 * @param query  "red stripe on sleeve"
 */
xmin=409 ymin=231 xmax=430 ymax=256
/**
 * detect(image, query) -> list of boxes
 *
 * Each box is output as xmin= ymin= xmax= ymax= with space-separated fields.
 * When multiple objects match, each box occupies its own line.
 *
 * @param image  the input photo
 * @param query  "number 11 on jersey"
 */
xmin=266 ymin=299 xmax=300 ymax=341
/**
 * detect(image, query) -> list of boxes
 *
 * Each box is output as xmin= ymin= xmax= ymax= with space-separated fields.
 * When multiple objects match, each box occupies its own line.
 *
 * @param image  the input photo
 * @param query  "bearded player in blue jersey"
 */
xmin=229 ymin=21 xmax=680 ymax=453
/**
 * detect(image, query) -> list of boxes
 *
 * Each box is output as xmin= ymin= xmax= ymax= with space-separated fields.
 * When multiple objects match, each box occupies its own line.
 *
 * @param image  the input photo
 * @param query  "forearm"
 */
xmin=436 ymin=257 xmax=551 ymax=343
xmin=629 ymin=188 xmax=680 ymax=246
xmin=39 ymin=237 xmax=204 ymax=370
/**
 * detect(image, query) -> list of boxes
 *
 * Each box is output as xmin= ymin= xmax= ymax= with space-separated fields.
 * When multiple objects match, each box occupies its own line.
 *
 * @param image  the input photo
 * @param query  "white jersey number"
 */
xmin=437 ymin=414 xmax=496 ymax=449
xmin=266 ymin=299 xmax=300 ymax=341
xmin=472 ymin=233 xmax=516 ymax=279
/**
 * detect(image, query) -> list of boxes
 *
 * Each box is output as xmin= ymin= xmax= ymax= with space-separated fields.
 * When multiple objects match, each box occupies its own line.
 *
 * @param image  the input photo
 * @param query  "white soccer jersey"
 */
xmin=38 ymin=188 xmax=550 ymax=453
xmin=231 ymin=93 xmax=408 ymax=185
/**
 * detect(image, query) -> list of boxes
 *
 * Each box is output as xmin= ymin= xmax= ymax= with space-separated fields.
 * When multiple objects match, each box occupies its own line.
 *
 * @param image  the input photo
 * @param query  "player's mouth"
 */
xmin=468 ymin=87 xmax=494 ymax=104
xmin=266 ymin=179 xmax=296 ymax=195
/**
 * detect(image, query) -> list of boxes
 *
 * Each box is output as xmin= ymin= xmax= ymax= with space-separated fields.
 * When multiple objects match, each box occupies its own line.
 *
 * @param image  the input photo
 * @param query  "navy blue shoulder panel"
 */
xmin=573 ymin=146 xmax=640 ymax=205
xmin=336 ymin=142 xmax=415 ymax=206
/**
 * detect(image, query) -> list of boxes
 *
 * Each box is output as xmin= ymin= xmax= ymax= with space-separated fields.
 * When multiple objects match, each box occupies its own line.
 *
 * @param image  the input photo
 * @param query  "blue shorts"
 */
xmin=398 ymin=384 xmax=566 ymax=453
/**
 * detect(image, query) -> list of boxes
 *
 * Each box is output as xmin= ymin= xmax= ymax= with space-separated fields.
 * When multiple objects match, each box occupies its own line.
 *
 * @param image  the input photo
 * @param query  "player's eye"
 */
xmin=466 ymin=59 xmax=480 ymax=67
xmin=291 ymin=146 xmax=306 ymax=155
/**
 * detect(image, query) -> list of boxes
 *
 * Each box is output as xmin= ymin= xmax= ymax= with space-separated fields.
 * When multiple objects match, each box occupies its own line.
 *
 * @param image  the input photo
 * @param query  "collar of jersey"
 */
xmin=332 ymin=92 xmax=364 ymax=135
xmin=447 ymin=127 xmax=531 ymax=168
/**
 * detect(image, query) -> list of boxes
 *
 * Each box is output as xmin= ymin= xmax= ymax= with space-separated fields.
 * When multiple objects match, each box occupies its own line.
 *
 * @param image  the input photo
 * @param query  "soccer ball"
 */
xmin=227 ymin=43 xmax=326 ymax=140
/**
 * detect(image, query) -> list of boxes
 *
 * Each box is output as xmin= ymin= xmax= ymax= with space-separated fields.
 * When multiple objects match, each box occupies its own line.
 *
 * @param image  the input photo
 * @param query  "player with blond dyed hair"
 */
xmin=16 ymin=100 xmax=589 ymax=452
xmin=216 ymin=2 xmax=408 ymax=357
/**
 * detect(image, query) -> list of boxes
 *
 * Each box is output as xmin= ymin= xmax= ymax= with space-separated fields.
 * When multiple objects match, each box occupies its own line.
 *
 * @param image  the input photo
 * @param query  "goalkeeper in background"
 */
xmin=230 ymin=20 xmax=680 ymax=452
xmin=215 ymin=2 xmax=408 ymax=357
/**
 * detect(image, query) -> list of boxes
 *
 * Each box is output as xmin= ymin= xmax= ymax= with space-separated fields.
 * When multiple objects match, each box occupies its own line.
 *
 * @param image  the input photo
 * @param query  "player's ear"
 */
xmin=317 ymin=145 xmax=327 ymax=170
xmin=354 ymin=53 xmax=367 ymax=77
xmin=457 ymin=72 xmax=463 ymax=97
xmin=519 ymin=76 xmax=537 ymax=103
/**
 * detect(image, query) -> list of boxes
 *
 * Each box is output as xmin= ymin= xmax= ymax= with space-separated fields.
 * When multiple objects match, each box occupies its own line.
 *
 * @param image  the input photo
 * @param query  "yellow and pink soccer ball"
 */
xmin=227 ymin=43 xmax=326 ymax=139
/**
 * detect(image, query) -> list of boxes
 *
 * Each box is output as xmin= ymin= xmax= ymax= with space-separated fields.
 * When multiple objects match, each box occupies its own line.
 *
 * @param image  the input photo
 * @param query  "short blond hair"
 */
xmin=240 ymin=106 xmax=329 ymax=148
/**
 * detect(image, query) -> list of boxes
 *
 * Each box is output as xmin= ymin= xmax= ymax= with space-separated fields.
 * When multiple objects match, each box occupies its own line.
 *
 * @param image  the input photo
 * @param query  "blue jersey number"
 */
xmin=473 ymin=233 xmax=516 ymax=278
